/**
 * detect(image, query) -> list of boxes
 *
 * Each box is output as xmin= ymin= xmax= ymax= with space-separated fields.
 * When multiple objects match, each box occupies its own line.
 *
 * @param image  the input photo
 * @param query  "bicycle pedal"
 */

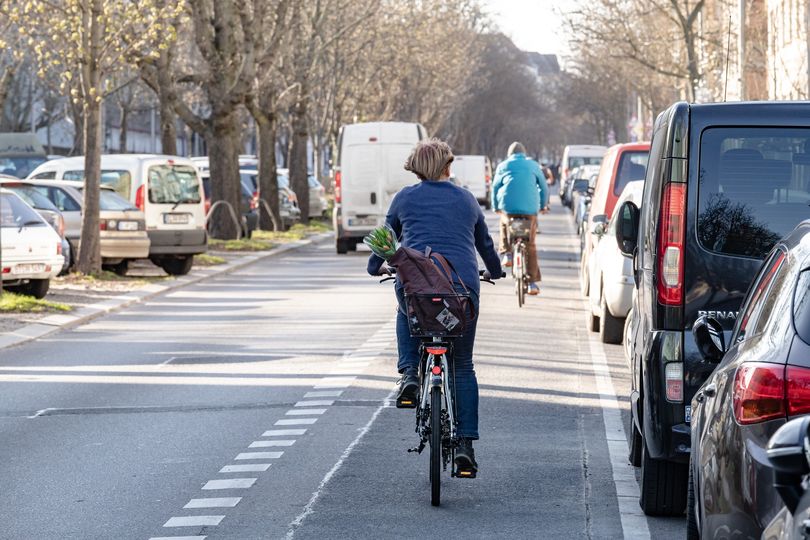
xmin=396 ymin=398 xmax=417 ymax=409
xmin=455 ymin=469 xmax=477 ymax=479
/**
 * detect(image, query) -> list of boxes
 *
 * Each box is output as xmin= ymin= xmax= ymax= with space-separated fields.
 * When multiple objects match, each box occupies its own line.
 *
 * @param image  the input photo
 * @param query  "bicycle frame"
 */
xmin=418 ymin=337 xmax=457 ymax=442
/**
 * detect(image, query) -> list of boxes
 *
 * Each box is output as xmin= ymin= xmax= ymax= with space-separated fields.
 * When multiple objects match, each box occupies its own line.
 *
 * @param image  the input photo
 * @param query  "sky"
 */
xmin=480 ymin=0 xmax=574 ymax=57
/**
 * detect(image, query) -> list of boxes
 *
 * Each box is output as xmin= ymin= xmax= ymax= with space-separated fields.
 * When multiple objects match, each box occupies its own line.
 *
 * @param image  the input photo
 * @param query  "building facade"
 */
xmin=767 ymin=0 xmax=810 ymax=99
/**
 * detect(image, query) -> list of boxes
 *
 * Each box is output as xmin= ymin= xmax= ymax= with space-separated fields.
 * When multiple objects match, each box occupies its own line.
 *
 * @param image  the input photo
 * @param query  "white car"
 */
xmin=452 ymin=155 xmax=490 ymax=208
xmin=0 ymin=189 xmax=64 ymax=298
xmin=587 ymin=180 xmax=644 ymax=344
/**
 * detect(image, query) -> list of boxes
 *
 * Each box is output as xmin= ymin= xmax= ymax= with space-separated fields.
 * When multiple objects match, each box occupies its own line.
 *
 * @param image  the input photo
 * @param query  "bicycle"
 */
xmin=380 ymin=270 xmax=496 ymax=506
xmin=507 ymin=217 xmax=532 ymax=308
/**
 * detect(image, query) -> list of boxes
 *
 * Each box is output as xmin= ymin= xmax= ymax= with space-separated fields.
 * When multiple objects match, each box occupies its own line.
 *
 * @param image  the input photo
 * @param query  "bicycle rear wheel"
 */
xmin=430 ymin=385 xmax=442 ymax=506
xmin=515 ymin=244 xmax=525 ymax=308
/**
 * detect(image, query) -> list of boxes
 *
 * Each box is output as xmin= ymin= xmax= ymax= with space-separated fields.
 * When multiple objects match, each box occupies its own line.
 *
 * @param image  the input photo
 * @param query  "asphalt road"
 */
xmin=0 ymin=204 xmax=683 ymax=539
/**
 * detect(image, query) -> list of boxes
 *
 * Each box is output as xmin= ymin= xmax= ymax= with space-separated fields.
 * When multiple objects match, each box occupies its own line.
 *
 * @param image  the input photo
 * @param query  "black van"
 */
xmin=615 ymin=101 xmax=810 ymax=516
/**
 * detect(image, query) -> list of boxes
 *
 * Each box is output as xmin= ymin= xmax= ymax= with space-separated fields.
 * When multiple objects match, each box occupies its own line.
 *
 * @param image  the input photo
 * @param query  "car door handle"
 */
xmin=703 ymin=383 xmax=717 ymax=398
xmin=370 ymin=192 xmax=377 ymax=205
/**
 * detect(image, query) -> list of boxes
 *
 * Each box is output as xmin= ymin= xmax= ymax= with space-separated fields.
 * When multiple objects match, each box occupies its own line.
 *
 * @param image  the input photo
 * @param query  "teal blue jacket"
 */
xmin=491 ymin=153 xmax=548 ymax=214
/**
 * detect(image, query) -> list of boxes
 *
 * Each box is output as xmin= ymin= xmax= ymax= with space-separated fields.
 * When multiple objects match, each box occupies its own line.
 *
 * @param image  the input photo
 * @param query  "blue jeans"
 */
xmin=395 ymin=285 xmax=480 ymax=440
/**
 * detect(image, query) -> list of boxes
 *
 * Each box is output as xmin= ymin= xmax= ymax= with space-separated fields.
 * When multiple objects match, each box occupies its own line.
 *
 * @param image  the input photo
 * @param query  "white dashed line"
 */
xmin=202 ymin=478 xmax=256 ymax=490
xmin=150 ymin=536 xmax=207 ymax=540
xmin=184 ymin=497 xmax=242 ymax=509
xmin=294 ymin=400 xmax=334 ymax=407
xmin=304 ymin=391 xmax=342 ymax=398
xmin=263 ymin=429 xmax=307 ymax=436
xmin=286 ymin=408 xmax=326 ymax=416
xmin=235 ymin=451 xmax=284 ymax=460
xmin=164 ymin=515 xmax=224 ymax=527
xmin=249 ymin=440 xmax=296 ymax=448
xmin=219 ymin=464 xmax=271 ymax=473
xmin=275 ymin=418 xmax=318 ymax=426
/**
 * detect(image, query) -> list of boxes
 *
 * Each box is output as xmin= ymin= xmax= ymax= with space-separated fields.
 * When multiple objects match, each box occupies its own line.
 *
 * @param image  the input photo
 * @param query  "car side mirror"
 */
xmin=614 ymin=201 xmax=639 ymax=257
xmin=767 ymin=416 xmax=810 ymax=514
xmin=692 ymin=315 xmax=726 ymax=362
xmin=591 ymin=214 xmax=607 ymax=235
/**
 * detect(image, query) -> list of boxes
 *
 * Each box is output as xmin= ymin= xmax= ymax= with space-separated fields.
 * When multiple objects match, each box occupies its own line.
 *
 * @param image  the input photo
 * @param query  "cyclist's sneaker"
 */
xmin=527 ymin=282 xmax=540 ymax=296
xmin=501 ymin=253 xmax=513 ymax=268
xmin=454 ymin=438 xmax=478 ymax=478
xmin=396 ymin=372 xmax=419 ymax=408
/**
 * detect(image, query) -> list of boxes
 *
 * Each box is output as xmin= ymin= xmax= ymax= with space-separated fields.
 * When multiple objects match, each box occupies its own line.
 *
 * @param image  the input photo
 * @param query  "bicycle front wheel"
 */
xmin=430 ymin=385 xmax=442 ymax=506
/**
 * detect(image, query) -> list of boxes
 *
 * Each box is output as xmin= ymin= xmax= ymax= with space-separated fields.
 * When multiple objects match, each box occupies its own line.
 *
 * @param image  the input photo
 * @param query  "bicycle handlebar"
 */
xmin=378 ymin=267 xmax=504 ymax=284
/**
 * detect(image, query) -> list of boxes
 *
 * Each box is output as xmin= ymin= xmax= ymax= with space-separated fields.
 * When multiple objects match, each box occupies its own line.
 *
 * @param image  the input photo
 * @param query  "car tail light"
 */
xmin=787 ymin=365 xmax=810 ymax=416
xmin=99 ymin=219 xmax=107 ymax=231
xmin=135 ymin=185 xmax=145 ymax=211
xmin=250 ymin=195 xmax=258 ymax=211
xmin=335 ymin=171 xmax=342 ymax=203
xmin=734 ymin=363 xmax=786 ymax=424
xmin=2 ymin=267 xmax=9 ymax=274
xmin=665 ymin=362 xmax=683 ymax=402
xmin=56 ymin=242 xmax=62 ymax=255
xmin=657 ymin=183 xmax=686 ymax=306
xmin=56 ymin=215 xmax=65 ymax=237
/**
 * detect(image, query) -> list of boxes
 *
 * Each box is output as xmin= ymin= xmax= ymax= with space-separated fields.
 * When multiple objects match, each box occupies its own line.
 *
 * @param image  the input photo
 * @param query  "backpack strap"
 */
xmin=431 ymin=252 xmax=470 ymax=294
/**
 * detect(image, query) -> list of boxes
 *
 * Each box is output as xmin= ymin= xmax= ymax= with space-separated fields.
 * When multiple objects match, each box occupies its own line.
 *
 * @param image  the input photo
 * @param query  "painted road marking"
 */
xmin=150 ymin=536 xmax=207 ymax=540
xmin=202 ymin=478 xmax=257 ymax=490
xmin=249 ymin=440 xmax=295 ymax=448
xmin=585 ymin=322 xmax=652 ymax=540
xmin=294 ymin=400 xmax=334 ymax=407
xmin=304 ymin=390 xmax=342 ymax=398
xmin=184 ymin=497 xmax=242 ymax=509
xmin=275 ymin=418 xmax=317 ymax=426
xmin=219 ymin=464 xmax=271 ymax=473
xmin=235 ymin=451 xmax=284 ymax=460
xmin=164 ymin=515 xmax=224 ymax=527
xmin=313 ymin=377 xmax=356 ymax=389
xmin=286 ymin=408 xmax=326 ymax=416
xmin=262 ymin=429 xmax=307 ymax=436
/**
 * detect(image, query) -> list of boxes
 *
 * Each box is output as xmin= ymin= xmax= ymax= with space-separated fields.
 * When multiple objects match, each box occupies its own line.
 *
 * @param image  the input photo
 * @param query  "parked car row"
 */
xmin=572 ymin=101 xmax=810 ymax=539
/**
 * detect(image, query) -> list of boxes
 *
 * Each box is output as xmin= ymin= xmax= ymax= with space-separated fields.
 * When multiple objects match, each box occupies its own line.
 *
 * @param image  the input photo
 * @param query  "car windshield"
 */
xmin=0 ymin=192 xmax=45 ymax=227
xmin=65 ymin=169 xmax=132 ymax=199
xmin=78 ymin=188 xmax=138 ymax=211
xmin=569 ymin=156 xmax=602 ymax=169
xmin=277 ymin=174 xmax=290 ymax=189
xmin=3 ymin=184 xmax=60 ymax=212
xmin=148 ymin=164 xmax=201 ymax=205
xmin=0 ymin=156 xmax=46 ymax=179
xmin=613 ymin=151 xmax=649 ymax=196
xmin=573 ymin=179 xmax=589 ymax=192
xmin=240 ymin=172 xmax=258 ymax=191
xmin=698 ymin=128 xmax=810 ymax=258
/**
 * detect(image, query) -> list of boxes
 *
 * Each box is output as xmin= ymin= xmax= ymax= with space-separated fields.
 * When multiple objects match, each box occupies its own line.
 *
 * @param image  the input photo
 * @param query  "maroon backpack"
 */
xmin=388 ymin=246 xmax=475 ymax=336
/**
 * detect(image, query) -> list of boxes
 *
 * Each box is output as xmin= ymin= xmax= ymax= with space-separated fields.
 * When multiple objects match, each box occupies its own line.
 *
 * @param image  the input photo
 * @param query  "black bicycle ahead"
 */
xmin=381 ymin=270 xmax=495 ymax=506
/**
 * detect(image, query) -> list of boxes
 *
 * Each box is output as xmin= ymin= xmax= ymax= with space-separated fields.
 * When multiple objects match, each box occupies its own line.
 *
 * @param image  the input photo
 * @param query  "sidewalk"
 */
xmin=0 ymin=232 xmax=332 ymax=351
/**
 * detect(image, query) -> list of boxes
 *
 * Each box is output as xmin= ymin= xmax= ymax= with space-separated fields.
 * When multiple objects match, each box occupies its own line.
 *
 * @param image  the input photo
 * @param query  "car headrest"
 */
xmin=721 ymin=148 xmax=764 ymax=161
xmin=718 ymin=157 xmax=793 ymax=201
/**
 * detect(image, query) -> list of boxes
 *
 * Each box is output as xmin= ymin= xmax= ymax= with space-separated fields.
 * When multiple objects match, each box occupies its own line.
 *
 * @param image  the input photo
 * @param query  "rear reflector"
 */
xmin=135 ymin=184 xmax=145 ymax=211
xmin=334 ymin=171 xmax=342 ymax=204
xmin=734 ymin=363 xmax=786 ymax=424
xmin=431 ymin=365 xmax=442 ymax=375
xmin=426 ymin=347 xmax=447 ymax=356
xmin=665 ymin=362 xmax=683 ymax=402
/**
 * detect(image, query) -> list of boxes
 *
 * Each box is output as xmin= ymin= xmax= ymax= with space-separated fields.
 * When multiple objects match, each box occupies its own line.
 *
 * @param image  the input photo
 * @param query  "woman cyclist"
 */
xmin=367 ymin=138 xmax=502 ymax=474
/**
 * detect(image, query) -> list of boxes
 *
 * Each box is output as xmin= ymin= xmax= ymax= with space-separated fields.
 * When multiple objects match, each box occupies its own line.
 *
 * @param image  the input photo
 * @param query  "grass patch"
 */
xmin=59 ymin=271 xmax=130 ymax=283
xmin=209 ymin=238 xmax=276 ymax=252
xmin=209 ymin=221 xmax=331 ymax=252
xmin=0 ymin=291 xmax=71 ymax=313
xmin=194 ymin=254 xmax=227 ymax=266
xmin=55 ymin=271 xmax=171 ymax=287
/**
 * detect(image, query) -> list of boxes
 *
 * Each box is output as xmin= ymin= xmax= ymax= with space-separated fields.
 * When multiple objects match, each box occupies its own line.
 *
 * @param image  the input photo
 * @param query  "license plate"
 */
xmin=13 ymin=263 xmax=45 ymax=275
xmin=348 ymin=217 xmax=376 ymax=227
xmin=117 ymin=221 xmax=139 ymax=231
xmin=685 ymin=405 xmax=692 ymax=423
xmin=164 ymin=213 xmax=190 ymax=225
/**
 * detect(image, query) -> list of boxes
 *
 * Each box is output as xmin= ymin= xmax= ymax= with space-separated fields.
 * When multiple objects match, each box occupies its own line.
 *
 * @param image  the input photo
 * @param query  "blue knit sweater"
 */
xmin=367 ymin=180 xmax=502 ymax=293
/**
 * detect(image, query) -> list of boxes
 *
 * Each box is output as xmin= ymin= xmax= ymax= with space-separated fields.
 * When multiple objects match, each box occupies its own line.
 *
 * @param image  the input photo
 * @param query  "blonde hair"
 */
xmin=404 ymin=138 xmax=454 ymax=181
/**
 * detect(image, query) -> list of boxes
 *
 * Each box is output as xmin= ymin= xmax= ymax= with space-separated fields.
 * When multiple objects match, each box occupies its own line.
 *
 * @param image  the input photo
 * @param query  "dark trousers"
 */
xmin=395 ymin=285 xmax=480 ymax=440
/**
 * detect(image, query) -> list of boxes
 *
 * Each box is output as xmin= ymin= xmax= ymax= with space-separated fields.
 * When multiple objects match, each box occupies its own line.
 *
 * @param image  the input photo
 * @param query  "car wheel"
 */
xmin=580 ymin=255 xmax=590 ymax=297
xmin=600 ymin=294 xmax=624 ymax=344
xmin=336 ymin=239 xmax=349 ymax=255
xmin=22 ymin=279 xmax=50 ymax=299
xmin=639 ymin=436 xmax=688 ymax=516
xmin=160 ymin=256 xmax=194 ymax=276
xmin=588 ymin=309 xmax=599 ymax=333
xmin=687 ymin=457 xmax=700 ymax=539
xmin=103 ymin=260 xmax=129 ymax=277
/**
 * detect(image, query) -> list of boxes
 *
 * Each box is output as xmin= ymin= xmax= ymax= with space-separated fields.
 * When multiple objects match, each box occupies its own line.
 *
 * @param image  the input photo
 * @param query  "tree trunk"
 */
xmin=77 ymin=99 xmax=103 ymax=274
xmin=289 ymin=96 xmax=310 ymax=224
xmin=70 ymin=101 xmax=85 ymax=155
xmin=119 ymin=105 xmax=128 ymax=152
xmin=256 ymin=112 xmax=282 ymax=231
xmin=157 ymin=51 xmax=177 ymax=155
xmin=206 ymin=110 xmax=242 ymax=239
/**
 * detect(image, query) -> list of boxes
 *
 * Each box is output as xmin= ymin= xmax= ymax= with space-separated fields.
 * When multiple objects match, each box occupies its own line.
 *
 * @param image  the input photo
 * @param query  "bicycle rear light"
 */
xmin=426 ymin=347 xmax=447 ymax=356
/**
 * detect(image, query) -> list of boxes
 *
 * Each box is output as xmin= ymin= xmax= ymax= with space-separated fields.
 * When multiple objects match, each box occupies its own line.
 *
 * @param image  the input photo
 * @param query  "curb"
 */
xmin=0 ymin=232 xmax=333 ymax=352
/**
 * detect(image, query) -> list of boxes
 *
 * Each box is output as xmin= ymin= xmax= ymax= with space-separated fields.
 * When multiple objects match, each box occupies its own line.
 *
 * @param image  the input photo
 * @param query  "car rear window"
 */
xmin=794 ymin=269 xmax=810 ymax=343
xmin=568 ymin=156 xmax=602 ymax=169
xmin=148 ymin=164 xmax=201 ymax=205
xmin=0 ymin=192 xmax=44 ymax=227
xmin=4 ymin=185 xmax=60 ymax=212
xmin=64 ymin=169 xmax=132 ymax=199
xmin=613 ymin=151 xmax=649 ymax=196
xmin=698 ymin=128 xmax=810 ymax=258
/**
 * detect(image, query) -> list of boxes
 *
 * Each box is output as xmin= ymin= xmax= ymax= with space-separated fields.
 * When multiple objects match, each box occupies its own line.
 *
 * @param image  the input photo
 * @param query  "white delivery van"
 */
xmin=561 ymin=145 xmax=607 ymax=180
xmin=333 ymin=122 xmax=427 ymax=254
xmin=452 ymin=155 xmax=490 ymax=209
xmin=27 ymin=155 xmax=207 ymax=275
